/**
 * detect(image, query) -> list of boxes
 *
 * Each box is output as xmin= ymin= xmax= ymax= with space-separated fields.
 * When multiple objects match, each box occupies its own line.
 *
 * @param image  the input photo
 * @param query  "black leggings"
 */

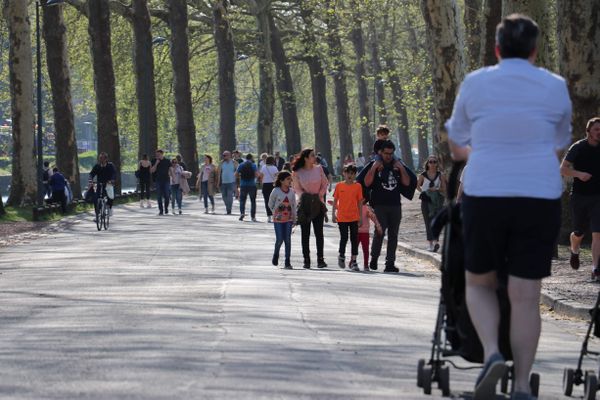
xmin=338 ymin=221 xmax=359 ymax=256
xmin=139 ymin=181 xmax=151 ymax=200
xmin=300 ymin=209 xmax=325 ymax=263
xmin=262 ymin=182 xmax=274 ymax=216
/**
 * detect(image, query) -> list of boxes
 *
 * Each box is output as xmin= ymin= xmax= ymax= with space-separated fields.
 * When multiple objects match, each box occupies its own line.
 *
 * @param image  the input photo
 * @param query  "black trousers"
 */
xmin=300 ymin=209 xmax=325 ymax=263
xmin=371 ymin=205 xmax=402 ymax=267
xmin=338 ymin=221 xmax=359 ymax=256
xmin=262 ymin=182 xmax=274 ymax=216
xmin=51 ymin=190 xmax=67 ymax=213
xmin=139 ymin=180 xmax=151 ymax=200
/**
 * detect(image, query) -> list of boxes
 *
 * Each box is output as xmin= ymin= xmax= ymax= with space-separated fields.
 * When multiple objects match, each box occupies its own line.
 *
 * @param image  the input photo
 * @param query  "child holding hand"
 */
xmin=358 ymin=198 xmax=383 ymax=271
xmin=268 ymin=171 xmax=296 ymax=269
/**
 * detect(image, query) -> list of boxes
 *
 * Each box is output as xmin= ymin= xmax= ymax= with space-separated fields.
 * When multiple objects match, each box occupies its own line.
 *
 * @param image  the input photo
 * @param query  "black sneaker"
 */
xmin=369 ymin=259 xmax=378 ymax=270
xmin=570 ymin=251 xmax=580 ymax=270
xmin=239 ymin=214 xmax=245 ymax=221
xmin=284 ymin=261 xmax=293 ymax=269
xmin=592 ymin=269 xmax=600 ymax=282
xmin=165 ymin=208 xmax=169 ymax=214
xmin=349 ymin=260 xmax=360 ymax=271
xmin=433 ymin=243 xmax=440 ymax=253
xmin=317 ymin=259 xmax=327 ymax=268
xmin=303 ymin=262 xmax=311 ymax=269
xmin=158 ymin=212 xmax=163 ymax=216
xmin=272 ymin=253 xmax=279 ymax=266
xmin=338 ymin=256 xmax=346 ymax=269
xmin=384 ymin=265 xmax=400 ymax=273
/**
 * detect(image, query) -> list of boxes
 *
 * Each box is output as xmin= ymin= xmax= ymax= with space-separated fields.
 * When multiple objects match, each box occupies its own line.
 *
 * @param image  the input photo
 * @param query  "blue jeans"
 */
xmin=171 ymin=184 xmax=182 ymax=210
xmin=220 ymin=182 xmax=235 ymax=214
xmin=201 ymin=181 xmax=214 ymax=209
xmin=274 ymin=221 xmax=293 ymax=262
xmin=239 ymin=185 xmax=257 ymax=218
xmin=155 ymin=180 xmax=171 ymax=213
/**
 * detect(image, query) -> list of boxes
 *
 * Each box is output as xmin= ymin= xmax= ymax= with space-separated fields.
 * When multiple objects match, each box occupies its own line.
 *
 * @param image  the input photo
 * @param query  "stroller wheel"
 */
xmin=529 ymin=372 xmax=540 ymax=398
xmin=422 ymin=366 xmax=433 ymax=395
xmin=439 ymin=365 xmax=451 ymax=397
xmin=584 ymin=371 xmax=597 ymax=400
xmin=563 ymin=368 xmax=575 ymax=396
xmin=417 ymin=359 xmax=426 ymax=388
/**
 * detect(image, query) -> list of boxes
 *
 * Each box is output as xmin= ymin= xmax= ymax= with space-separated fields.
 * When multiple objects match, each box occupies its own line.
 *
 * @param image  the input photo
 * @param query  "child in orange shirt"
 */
xmin=332 ymin=165 xmax=363 ymax=271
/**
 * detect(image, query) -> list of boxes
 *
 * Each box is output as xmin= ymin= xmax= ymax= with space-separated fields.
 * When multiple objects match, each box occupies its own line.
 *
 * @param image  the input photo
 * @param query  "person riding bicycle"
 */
xmin=89 ymin=152 xmax=117 ymax=217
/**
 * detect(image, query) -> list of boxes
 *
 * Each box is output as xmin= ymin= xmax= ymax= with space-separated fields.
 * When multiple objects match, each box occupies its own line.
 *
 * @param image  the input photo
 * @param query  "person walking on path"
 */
xmin=260 ymin=156 xmax=279 ymax=223
xmin=268 ymin=171 xmax=296 ymax=269
xmin=332 ymin=164 xmax=363 ymax=271
xmin=169 ymin=158 xmax=184 ymax=215
xmin=42 ymin=161 xmax=53 ymax=199
xmin=197 ymin=154 xmax=218 ymax=214
xmin=417 ymin=155 xmax=447 ymax=252
xmin=561 ymin=117 xmax=600 ymax=281
xmin=446 ymin=14 xmax=572 ymax=400
xmin=236 ymin=153 xmax=259 ymax=221
xmin=49 ymin=167 xmax=68 ymax=213
xmin=292 ymin=148 xmax=329 ymax=269
xmin=151 ymin=149 xmax=172 ymax=216
xmin=137 ymin=154 xmax=152 ymax=208
xmin=274 ymin=151 xmax=285 ymax=171
xmin=359 ymin=140 xmax=410 ymax=273
xmin=216 ymin=151 xmax=238 ymax=215
xmin=357 ymin=198 xmax=382 ymax=271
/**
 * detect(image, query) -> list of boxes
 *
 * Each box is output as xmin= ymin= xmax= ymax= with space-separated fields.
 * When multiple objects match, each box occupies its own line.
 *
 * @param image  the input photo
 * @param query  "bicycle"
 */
xmin=94 ymin=182 xmax=110 ymax=231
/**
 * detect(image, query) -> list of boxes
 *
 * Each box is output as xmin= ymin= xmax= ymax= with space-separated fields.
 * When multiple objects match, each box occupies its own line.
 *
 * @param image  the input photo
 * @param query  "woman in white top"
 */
xmin=260 ymin=155 xmax=280 ymax=223
xmin=416 ymin=155 xmax=446 ymax=252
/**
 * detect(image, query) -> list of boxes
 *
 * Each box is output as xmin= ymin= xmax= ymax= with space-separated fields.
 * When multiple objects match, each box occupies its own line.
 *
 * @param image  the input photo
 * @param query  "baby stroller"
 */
xmin=562 ymin=291 xmax=600 ymax=400
xmin=416 ymin=162 xmax=540 ymax=398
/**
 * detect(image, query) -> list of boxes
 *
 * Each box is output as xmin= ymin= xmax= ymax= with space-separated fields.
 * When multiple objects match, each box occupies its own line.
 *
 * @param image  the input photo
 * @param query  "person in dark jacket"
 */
xmin=89 ymin=152 xmax=117 ymax=216
xmin=49 ymin=167 xmax=68 ymax=213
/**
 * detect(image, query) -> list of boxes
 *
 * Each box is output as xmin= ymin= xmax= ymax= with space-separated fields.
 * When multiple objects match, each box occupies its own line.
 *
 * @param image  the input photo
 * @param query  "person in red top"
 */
xmin=332 ymin=164 xmax=363 ymax=271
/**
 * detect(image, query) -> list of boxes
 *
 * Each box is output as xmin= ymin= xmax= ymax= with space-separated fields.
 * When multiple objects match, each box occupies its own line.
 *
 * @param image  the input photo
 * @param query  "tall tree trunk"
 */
xmin=325 ymin=1 xmax=353 ymax=161
xmin=464 ymin=0 xmax=482 ymax=71
xmin=213 ymin=0 xmax=237 ymax=154
xmin=4 ymin=0 xmax=36 ymax=206
xmin=502 ymin=0 xmax=555 ymax=70
xmin=368 ymin=22 xmax=387 ymax=124
xmin=556 ymin=1 xmax=600 ymax=243
xmin=132 ymin=0 xmax=158 ymax=160
xmin=253 ymin=1 xmax=274 ymax=154
xmin=421 ymin=0 xmax=465 ymax=168
xmin=269 ymin=14 xmax=301 ymax=155
xmin=88 ymin=0 xmax=121 ymax=192
xmin=42 ymin=0 xmax=81 ymax=199
xmin=349 ymin=5 xmax=373 ymax=158
xmin=306 ymin=55 xmax=332 ymax=167
xmin=168 ymin=0 xmax=199 ymax=179
xmin=557 ymin=2 xmax=600 ymax=140
xmin=480 ymin=0 xmax=502 ymax=66
xmin=384 ymin=56 xmax=414 ymax=170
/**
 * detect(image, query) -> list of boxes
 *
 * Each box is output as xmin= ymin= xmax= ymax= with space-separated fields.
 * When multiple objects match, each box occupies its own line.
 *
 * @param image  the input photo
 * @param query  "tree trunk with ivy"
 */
xmin=42 ymin=0 xmax=81 ymax=198
xmin=132 ymin=0 xmax=158 ymax=161
xmin=480 ymin=0 xmax=502 ymax=66
xmin=269 ymin=14 xmax=301 ymax=156
xmin=213 ymin=0 xmax=237 ymax=154
xmin=502 ymin=0 xmax=555 ymax=70
xmin=421 ymin=0 xmax=465 ymax=168
xmin=306 ymin=55 xmax=332 ymax=165
xmin=88 ymin=0 xmax=121 ymax=192
xmin=168 ymin=0 xmax=199 ymax=179
xmin=4 ymin=0 xmax=37 ymax=206
xmin=464 ymin=0 xmax=482 ymax=71
xmin=254 ymin=1 xmax=274 ymax=154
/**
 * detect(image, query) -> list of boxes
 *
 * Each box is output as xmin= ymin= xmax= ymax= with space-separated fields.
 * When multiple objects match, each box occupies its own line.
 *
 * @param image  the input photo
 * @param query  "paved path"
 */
xmin=0 ymin=195 xmax=596 ymax=399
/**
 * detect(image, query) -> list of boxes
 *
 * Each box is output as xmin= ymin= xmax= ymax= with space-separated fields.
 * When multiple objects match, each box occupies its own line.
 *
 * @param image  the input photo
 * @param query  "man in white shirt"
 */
xmin=446 ymin=14 xmax=571 ymax=400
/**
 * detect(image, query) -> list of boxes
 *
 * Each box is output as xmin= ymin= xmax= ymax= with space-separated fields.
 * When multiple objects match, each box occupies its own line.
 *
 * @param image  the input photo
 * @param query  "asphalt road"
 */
xmin=0 ymin=195 xmax=595 ymax=399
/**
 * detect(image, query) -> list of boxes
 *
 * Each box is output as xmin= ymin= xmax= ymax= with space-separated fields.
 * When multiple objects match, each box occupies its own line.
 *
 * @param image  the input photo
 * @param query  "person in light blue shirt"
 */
xmin=217 ymin=151 xmax=238 ymax=215
xmin=446 ymin=14 xmax=571 ymax=400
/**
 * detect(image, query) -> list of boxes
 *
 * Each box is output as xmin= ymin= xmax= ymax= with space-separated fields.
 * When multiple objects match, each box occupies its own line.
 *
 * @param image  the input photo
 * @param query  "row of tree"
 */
xmin=1 ymin=0 xmax=599 ymax=210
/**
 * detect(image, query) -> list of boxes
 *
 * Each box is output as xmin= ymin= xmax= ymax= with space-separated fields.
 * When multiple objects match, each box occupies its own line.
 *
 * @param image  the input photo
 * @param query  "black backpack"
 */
xmin=239 ymin=161 xmax=255 ymax=180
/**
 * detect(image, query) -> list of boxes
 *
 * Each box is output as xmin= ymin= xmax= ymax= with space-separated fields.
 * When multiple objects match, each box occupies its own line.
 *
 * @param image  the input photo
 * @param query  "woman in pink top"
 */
xmin=292 ymin=148 xmax=329 ymax=269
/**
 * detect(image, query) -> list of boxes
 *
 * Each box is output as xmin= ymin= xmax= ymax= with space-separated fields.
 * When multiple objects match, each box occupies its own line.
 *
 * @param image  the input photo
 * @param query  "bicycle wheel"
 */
xmin=96 ymin=198 xmax=103 ymax=231
xmin=103 ymin=202 xmax=110 ymax=230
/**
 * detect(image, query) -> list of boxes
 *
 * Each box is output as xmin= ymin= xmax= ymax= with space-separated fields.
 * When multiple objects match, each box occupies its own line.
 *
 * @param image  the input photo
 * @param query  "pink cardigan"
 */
xmin=293 ymin=165 xmax=329 ymax=201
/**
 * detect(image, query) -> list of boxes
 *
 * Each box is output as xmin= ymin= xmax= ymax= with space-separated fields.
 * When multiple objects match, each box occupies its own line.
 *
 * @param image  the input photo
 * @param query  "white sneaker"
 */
xmin=211 ymin=205 xmax=215 ymax=213
xmin=204 ymin=208 xmax=209 ymax=214
xmin=268 ymin=216 xmax=272 ymax=223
